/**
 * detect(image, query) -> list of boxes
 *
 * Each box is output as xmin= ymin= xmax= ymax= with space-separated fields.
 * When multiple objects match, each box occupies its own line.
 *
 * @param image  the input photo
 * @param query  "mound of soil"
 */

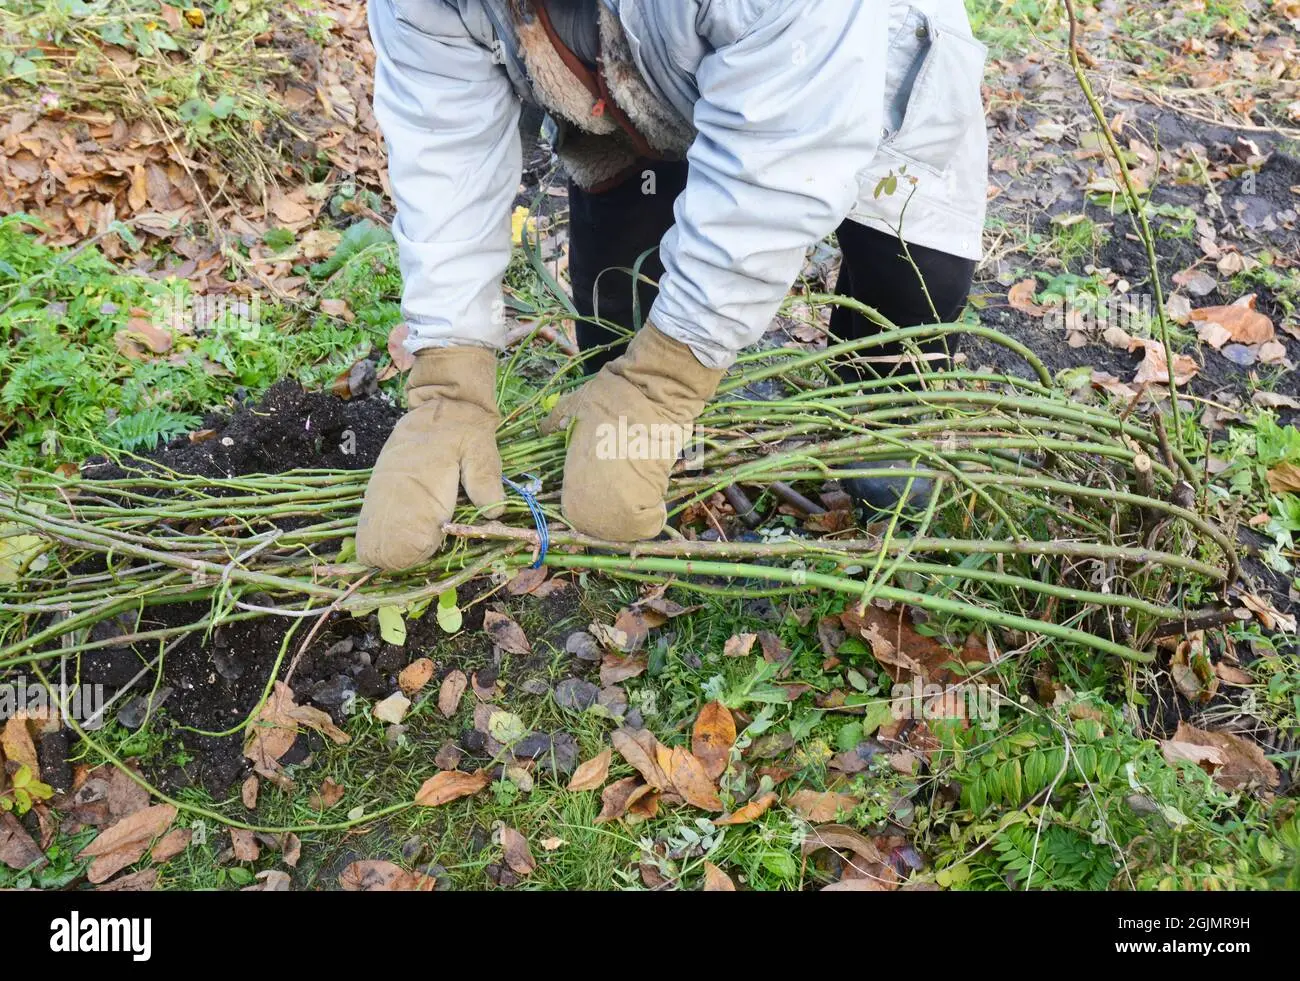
xmin=144 ymin=380 xmax=401 ymax=478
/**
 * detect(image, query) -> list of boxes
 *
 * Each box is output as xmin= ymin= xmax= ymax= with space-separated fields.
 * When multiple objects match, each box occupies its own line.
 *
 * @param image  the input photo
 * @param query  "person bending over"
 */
xmin=358 ymin=0 xmax=989 ymax=571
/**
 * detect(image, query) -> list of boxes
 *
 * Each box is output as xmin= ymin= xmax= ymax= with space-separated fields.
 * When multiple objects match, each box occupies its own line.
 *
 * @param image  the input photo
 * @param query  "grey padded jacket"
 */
xmin=369 ymin=0 xmax=989 ymax=369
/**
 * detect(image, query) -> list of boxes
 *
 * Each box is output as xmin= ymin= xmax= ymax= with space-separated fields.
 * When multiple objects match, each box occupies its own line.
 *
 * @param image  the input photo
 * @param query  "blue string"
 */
xmin=503 ymin=475 xmax=549 ymax=568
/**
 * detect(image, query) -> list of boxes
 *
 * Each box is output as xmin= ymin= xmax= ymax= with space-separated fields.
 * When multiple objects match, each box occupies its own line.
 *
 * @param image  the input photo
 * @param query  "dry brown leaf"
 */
xmin=703 ymin=861 xmax=737 ymax=891
xmin=1 ymin=716 xmax=39 ymax=773
xmin=339 ymin=860 xmax=436 ymax=891
xmin=1171 ymin=633 xmax=1219 ymax=706
xmin=596 ymin=777 xmax=643 ymax=823
xmin=1164 ymin=722 xmax=1279 ymax=790
xmin=310 ymin=777 xmax=345 ymax=810
xmin=1238 ymin=592 xmax=1298 ymax=633
xmin=713 ymin=791 xmax=778 ymax=827
xmin=567 ymin=748 xmax=612 ymax=792
xmin=121 ymin=316 xmax=174 ymax=354
xmin=386 ymin=323 xmax=415 ymax=372
xmin=398 ymin=657 xmax=435 ymax=695
xmin=611 ymin=727 xmax=670 ymax=789
xmin=1189 ymin=296 xmax=1275 ymax=345
xmin=691 ymin=701 xmax=736 ymax=781
xmin=79 ymin=803 xmax=176 ymax=884
xmin=842 ymin=606 xmax=989 ymax=684
xmin=483 ymin=610 xmax=531 ymax=654
xmin=240 ymin=775 xmax=259 ymax=810
xmin=1133 ymin=341 xmax=1200 ymax=386
xmin=281 ymin=832 xmax=302 ymax=868
xmin=1267 ymin=461 xmax=1300 ymax=496
xmin=230 ymin=828 xmax=260 ymax=862
xmin=801 ymin=823 xmax=884 ymax=864
xmin=0 ymin=811 xmax=44 ymax=870
xmin=245 ymin=682 xmax=349 ymax=780
xmin=723 ymin=632 xmax=757 ymax=657
xmin=1214 ymin=663 xmax=1254 ymax=686
xmin=599 ymin=652 xmax=647 ymax=686
xmin=500 ymin=826 xmax=536 ymax=876
xmin=1008 ymin=278 xmax=1048 ymax=316
xmin=149 ymin=828 xmax=191 ymax=863
xmin=505 ymin=566 xmax=549 ymax=596
xmin=96 ymin=868 xmax=159 ymax=892
xmin=414 ymin=769 xmax=490 ymax=807
xmin=438 ymin=670 xmax=468 ymax=718
xmin=242 ymin=869 xmax=292 ymax=892
xmin=372 ymin=691 xmax=411 ymax=724
xmin=787 ymin=790 xmax=860 ymax=823
xmin=668 ymin=746 xmax=723 ymax=811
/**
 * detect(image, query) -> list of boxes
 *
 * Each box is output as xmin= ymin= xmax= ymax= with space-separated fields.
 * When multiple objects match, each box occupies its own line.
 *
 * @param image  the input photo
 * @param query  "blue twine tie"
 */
xmin=503 ymin=475 xmax=549 ymax=568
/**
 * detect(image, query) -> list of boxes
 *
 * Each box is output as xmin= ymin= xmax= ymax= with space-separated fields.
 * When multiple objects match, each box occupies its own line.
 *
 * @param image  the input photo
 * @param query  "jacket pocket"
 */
xmin=880 ymin=6 xmax=987 ymax=176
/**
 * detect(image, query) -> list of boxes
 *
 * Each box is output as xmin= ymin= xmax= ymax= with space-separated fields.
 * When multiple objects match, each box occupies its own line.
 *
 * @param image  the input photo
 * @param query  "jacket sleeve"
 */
xmin=650 ymin=0 xmax=887 ymax=369
xmin=368 ymin=0 xmax=521 ymax=353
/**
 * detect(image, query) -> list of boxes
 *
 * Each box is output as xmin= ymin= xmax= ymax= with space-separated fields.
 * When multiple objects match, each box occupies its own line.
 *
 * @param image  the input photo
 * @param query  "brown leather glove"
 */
xmin=356 ymin=347 xmax=505 ymax=571
xmin=540 ymin=324 xmax=724 ymax=540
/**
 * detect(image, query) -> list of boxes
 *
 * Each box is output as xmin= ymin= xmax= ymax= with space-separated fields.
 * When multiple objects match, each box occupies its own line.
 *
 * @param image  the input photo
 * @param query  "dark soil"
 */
xmin=73 ymin=380 xmax=595 ymax=797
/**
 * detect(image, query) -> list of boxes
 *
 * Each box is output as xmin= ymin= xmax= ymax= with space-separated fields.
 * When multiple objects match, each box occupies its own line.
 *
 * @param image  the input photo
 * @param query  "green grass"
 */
xmin=0 ymin=215 xmax=403 ymax=468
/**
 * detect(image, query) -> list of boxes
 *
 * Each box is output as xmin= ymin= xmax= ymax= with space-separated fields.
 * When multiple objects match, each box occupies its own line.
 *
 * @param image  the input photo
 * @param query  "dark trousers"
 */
xmin=567 ymin=159 xmax=976 ymax=376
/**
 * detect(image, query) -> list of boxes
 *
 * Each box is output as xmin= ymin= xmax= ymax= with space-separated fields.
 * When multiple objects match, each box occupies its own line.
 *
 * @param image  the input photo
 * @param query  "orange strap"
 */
xmin=531 ymin=2 xmax=658 ymax=160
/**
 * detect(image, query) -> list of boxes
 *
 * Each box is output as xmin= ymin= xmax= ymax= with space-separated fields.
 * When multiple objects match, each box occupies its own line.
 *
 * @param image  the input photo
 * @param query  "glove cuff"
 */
xmin=607 ymin=323 xmax=725 ymax=414
xmin=407 ymin=346 xmax=499 ymax=414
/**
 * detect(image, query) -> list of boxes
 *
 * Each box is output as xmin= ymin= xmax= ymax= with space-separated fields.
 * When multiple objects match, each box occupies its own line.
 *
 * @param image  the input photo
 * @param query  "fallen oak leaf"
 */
xmin=505 ymin=566 xmax=549 ymax=595
xmin=1189 ymin=295 xmax=1275 ymax=345
xmin=801 ymin=823 xmax=884 ymax=864
xmin=240 ymin=775 xmax=258 ymax=810
xmin=1 ymin=716 xmax=39 ymax=773
xmin=309 ymin=777 xmax=345 ymax=810
xmin=1164 ymin=722 xmax=1278 ymax=791
xmin=149 ymin=828 xmax=191 ymax=863
xmin=414 ymin=769 xmax=490 ymax=807
xmin=1008 ymin=278 xmax=1048 ymax=316
xmin=599 ymin=652 xmax=647 ymax=686
xmin=244 ymin=682 xmax=349 ymax=780
xmin=1266 ymin=461 xmax=1300 ymax=496
xmin=1133 ymin=340 xmax=1200 ymax=387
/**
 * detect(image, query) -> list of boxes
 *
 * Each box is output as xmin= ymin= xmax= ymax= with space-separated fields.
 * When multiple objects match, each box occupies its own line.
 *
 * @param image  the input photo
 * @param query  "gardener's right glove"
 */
xmin=356 ymin=347 xmax=506 ymax=571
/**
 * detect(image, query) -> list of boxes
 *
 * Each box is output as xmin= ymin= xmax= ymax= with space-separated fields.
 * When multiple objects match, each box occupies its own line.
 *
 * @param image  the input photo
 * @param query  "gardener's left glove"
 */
xmin=539 ymin=324 xmax=724 ymax=541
